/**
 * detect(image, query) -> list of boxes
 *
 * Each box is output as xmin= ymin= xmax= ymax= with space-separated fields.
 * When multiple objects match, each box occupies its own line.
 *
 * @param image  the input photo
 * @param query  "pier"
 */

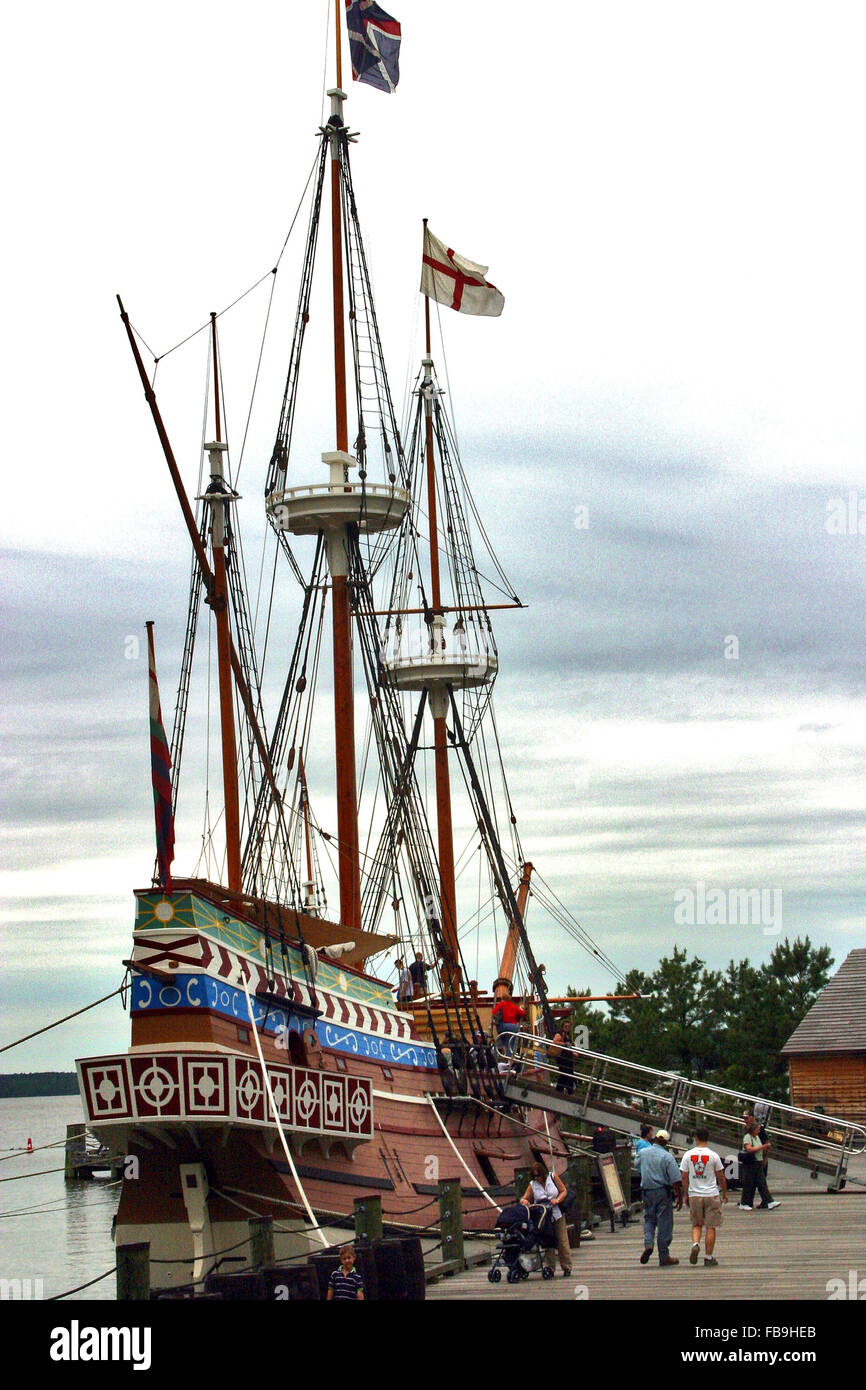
xmin=63 ymin=1123 xmax=124 ymax=1182
xmin=426 ymin=1188 xmax=866 ymax=1300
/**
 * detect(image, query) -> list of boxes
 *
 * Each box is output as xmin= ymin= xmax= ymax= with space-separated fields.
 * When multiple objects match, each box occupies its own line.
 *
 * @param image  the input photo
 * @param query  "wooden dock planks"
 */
xmin=426 ymin=1194 xmax=866 ymax=1300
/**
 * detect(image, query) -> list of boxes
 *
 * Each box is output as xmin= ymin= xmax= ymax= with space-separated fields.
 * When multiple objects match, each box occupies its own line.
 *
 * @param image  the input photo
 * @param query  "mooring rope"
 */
xmin=424 ymin=1095 xmax=501 ymax=1212
xmin=240 ymin=970 xmax=330 ymax=1247
xmin=0 ymin=982 xmax=127 ymax=1054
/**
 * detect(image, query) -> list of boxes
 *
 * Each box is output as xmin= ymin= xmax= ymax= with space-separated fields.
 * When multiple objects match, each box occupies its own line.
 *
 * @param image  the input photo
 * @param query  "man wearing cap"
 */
xmin=636 ymin=1128 xmax=683 ymax=1266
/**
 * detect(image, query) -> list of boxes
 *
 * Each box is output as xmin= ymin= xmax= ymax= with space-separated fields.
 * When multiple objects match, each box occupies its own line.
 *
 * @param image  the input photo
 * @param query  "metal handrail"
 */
xmin=498 ymin=1030 xmax=866 ymax=1157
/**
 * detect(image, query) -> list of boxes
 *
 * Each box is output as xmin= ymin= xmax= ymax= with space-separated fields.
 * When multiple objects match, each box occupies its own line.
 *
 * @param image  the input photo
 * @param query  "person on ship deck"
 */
xmin=491 ymin=986 xmax=526 ymax=1060
xmin=394 ymin=957 xmax=413 ymax=1006
xmin=409 ymin=951 xmax=437 ymax=998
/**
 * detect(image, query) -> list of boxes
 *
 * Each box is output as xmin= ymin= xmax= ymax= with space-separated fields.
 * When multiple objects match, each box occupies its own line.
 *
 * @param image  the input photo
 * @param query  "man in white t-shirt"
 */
xmin=680 ymin=1127 xmax=728 ymax=1267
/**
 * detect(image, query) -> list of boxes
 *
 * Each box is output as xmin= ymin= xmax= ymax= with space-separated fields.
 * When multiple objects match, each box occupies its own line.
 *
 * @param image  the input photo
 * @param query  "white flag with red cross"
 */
xmin=421 ymin=227 xmax=504 ymax=317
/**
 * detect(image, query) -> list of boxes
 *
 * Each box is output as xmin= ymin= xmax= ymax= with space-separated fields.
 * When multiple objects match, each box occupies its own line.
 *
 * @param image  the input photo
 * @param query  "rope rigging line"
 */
xmin=0 ymin=1166 xmax=66 ymax=1183
xmin=48 ymin=1267 xmax=117 ymax=1301
xmin=523 ymin=872 xmax=626 ymax=984
xmin=0 ymin=1178 xmax=122 ymax=1222
xmin=132 ymin=149 xmax=321 ymax=374
xmin=234 ymin=267 xmax=279 ymax=487
xmin=424 ymin=1095 xmax=501 ymax=1212
xmin=0 ymin=982 xmax=128 ymax=1055
xmin=240 ymin=970 xmax=329 ymax=1247
xmin=347 ymin=541 xmax=502 ymax=1100
xmin=0 ymin=1136 xmax=69 ymax=1163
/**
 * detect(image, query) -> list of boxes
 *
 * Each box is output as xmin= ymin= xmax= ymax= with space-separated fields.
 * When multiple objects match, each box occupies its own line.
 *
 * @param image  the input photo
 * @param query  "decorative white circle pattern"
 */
xmin=237 ymin=1069 xmax=262 ymax=1112
xmin=194 ymin=1072 xmax=217 ymax=1102
xmin=295 ymin=1077 xmax=318 ymax=1122
xmin=348 ymin=1088 xmax=370 ymax=1129
xmin=138 ymin=1064 xmax=177 ymax=1109
xmin=97 ymin=1075 xmax=119 ymax=1105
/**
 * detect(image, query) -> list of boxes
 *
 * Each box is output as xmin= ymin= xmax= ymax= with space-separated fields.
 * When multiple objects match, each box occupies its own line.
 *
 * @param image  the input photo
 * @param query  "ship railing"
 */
xmin=494 ymin=1029 xmax=866 ymax=1170
xmin=268 ymin=481 xmax=410 ymax=504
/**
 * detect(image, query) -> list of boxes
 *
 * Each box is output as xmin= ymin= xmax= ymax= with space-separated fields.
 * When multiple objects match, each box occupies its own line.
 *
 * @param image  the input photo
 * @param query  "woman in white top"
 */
xmin=520 ymin=1161 xmax=572 ymax=1276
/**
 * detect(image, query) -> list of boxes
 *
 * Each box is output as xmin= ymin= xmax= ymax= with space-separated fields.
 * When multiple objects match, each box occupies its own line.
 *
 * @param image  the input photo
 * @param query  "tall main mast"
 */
xmin=266 ymin=11 xmax=409 ymax=931
xmin=326 ymin=81 xmax=362 ymax=933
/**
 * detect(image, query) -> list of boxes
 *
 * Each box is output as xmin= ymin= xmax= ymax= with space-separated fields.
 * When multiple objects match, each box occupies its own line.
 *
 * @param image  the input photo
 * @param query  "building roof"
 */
xmin=782 ymin=948 xmax=866 ymax=1056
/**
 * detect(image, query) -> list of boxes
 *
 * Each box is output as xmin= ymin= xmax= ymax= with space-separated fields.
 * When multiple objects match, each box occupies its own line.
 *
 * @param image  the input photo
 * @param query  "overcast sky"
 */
xmin=2 ymin=2 xmax=866 ymax=1070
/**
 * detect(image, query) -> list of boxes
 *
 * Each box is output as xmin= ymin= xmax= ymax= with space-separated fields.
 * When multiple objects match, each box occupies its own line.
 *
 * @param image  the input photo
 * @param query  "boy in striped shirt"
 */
xmin=327 ymin=1246 xmax=365 ymax=1301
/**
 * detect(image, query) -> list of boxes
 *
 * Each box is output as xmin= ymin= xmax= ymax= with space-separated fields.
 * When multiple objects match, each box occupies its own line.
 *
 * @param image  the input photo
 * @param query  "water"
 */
xmin=0 ymin=1095 xmax=120 ymax=1301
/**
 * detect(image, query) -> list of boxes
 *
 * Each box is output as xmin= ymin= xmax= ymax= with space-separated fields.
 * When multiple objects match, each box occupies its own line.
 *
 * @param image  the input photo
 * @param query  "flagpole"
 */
xmin=335 ymin=0 xmax=343 ymax=89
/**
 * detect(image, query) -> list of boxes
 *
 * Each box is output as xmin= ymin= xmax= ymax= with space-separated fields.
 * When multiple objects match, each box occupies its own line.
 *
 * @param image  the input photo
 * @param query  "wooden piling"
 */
xmin=249 ymin=1216 xmax=275 ymax=1269
xmin=566 ymin=1150 xmax=594 ymax=1230
xmin=64 ymin=1124 xmax=87 ymax=1181
xmin=513 ymin=1165 xmax=531 ymax=1202
xmin=438 ymin=1178 xmax=464 ymax=1272
xmin=353 ymin=1195 xmax=383 ymax=1243
xmin=116 ymin=1241 xmax=150 ymax=1301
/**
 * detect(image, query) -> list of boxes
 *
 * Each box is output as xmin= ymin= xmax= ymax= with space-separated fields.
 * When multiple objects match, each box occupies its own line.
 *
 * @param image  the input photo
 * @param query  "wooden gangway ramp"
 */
xmin=427 ymin=1190 xmax=866 ymax=1300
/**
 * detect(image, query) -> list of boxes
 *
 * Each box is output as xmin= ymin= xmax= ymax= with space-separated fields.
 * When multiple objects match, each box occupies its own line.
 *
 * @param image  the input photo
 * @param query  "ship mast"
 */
xmin=326 ymin=85 xmax=363 ymax=932
xmin=326 ymin=23 xmax=361 ymax=930
xmin=422 ymin=288 xmax=461 ymax=996
xmin=265 ymin=7 xmax=409 ymax=930
xmin=204 ymin=313 xmax=242 ymax=891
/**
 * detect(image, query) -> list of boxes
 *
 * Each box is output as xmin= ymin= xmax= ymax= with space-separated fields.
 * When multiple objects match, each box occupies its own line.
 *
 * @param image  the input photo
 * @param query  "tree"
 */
xmin=715 ymin=937 xmax=833 ymax=1100
xmin=563 ymin=984 xmax=612 ymax=1053
xmin=560 ymin=938 xmax=834 ymax=1103
xmin=650 ymin=948 xmax=726 ymax=1079
xmin=601 ymin=968 xmax=662 ymax=1069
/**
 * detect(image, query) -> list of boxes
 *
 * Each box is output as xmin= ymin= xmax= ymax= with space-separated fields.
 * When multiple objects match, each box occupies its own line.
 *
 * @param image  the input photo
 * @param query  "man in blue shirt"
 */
xmin=636 ymin=1129 xmax=683 ymax=1266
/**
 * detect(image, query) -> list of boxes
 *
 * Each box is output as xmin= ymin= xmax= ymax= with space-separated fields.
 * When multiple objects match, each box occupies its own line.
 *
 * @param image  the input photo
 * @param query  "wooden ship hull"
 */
xmin=78 ymin=884 xmax=567 ymax=1288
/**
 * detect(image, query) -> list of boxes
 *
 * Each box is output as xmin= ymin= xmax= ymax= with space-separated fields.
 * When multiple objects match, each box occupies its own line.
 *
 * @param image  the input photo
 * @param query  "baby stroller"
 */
xmin=488 ymin=1202 xmax=558 ymax=1284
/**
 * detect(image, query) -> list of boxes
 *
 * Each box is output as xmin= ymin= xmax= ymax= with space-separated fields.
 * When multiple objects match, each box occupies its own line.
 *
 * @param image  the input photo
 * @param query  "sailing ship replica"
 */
xmin=76 ymin=10 xmax=580 ymax=1291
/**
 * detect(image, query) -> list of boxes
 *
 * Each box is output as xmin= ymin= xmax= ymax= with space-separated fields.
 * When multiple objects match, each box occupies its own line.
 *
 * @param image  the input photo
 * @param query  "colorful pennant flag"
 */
xmin=345 ymin=1 xmax=401 ymax=93
xmin=421 ymin=227 xmax=505 ymax=316
xmin=146 ymin=622 xmax=175 ymax=894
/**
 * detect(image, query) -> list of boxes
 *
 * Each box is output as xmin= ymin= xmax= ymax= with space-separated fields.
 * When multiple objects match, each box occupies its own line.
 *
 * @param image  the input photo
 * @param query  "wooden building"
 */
xmin=781 ymin=948 xmax=866 ymax=1123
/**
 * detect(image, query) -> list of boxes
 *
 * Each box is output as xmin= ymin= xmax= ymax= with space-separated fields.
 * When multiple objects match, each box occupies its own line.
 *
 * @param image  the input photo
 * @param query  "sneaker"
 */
xmin=659 ymin=1256 xmax=679 ymax=1266
xmin=737 ymin=1203 xmax=753 ymax=1210
xmin=704 ymin=1256 xmax=718 ymax=1267
xmin=689 ymin=1242 xmax=700 ymax=1265
xmin=767 ymin=1200 xmax=780 ymax=1209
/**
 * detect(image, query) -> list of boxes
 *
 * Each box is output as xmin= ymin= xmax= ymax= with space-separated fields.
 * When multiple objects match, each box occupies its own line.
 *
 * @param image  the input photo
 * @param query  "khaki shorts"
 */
xmin=689 ymin=1195 xmax=723 ymax=1228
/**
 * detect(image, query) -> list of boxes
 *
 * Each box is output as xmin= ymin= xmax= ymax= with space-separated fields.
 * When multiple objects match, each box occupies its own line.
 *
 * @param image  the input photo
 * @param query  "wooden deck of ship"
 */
xmin=426 ymin=1191 xmax=866 ymax=1300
